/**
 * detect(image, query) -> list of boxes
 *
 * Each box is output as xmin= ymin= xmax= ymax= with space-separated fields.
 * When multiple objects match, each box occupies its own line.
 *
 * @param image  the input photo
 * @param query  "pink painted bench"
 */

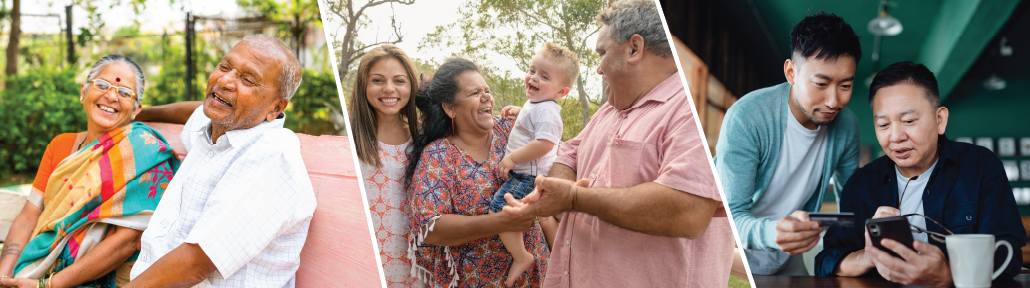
xmin=146 ymin=123 xmax=380 ymax=287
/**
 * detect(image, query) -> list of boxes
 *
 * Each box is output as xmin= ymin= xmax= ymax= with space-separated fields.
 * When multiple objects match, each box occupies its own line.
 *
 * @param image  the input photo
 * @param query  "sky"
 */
xmin=328 ymin=0 xmax=603 ymax=97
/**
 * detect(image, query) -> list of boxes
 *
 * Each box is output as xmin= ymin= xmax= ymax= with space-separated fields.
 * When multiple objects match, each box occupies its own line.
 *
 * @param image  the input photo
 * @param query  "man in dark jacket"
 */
xmin=815 ymin=61 xmax=1025 ymax=287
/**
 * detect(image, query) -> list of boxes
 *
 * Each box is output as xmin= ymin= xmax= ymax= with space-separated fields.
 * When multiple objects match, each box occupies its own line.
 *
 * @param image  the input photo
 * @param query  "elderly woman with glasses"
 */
xmin=0 ymin=55 xmax=180 ymax=288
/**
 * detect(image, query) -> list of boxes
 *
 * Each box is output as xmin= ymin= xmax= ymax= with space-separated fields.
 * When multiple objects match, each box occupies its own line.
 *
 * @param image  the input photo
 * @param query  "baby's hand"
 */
xmin=501 ymin=106 xmax=521 ymax=119
xmin=499 ymin=155 xmax=516 ymax=176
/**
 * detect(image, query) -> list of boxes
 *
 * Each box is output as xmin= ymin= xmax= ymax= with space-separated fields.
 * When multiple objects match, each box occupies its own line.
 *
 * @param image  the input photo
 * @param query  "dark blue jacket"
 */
xmin=815 ymin=135 xmax=1026 ymax=278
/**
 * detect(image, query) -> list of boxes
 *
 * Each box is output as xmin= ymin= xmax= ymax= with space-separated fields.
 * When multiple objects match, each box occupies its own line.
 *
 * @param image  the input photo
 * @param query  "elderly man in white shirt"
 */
xmin=124 ymin=35 xmax=316 ymax=288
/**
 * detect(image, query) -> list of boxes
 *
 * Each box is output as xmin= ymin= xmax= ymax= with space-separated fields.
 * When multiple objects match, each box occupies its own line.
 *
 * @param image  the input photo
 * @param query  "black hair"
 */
xmin=790 ymin=12 xmax=862 ymax=64
xmin=404 ymin=57 xmax=481 ymax=185
xmin=869 ymin=61 xmax=940 ymax=109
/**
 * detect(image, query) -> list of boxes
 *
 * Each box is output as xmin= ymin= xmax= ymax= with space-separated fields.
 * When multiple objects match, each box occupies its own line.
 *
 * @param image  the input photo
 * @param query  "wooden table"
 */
xmin=753 ymin=275 xmax=1030 ymax=287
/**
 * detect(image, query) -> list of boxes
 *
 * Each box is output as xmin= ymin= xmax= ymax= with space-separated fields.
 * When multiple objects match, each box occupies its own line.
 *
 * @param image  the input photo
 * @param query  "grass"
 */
xmin=728 ymin=275 xmax=751 ymax=288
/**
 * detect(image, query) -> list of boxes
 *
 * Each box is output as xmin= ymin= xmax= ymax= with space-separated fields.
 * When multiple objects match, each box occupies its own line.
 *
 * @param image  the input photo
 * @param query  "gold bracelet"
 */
xmin=46 ymin=273 xmax=53 ymax=288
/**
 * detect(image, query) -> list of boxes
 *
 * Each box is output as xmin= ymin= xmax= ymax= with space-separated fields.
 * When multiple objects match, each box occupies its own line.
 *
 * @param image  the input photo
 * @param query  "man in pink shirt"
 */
xmin=505 ymin=0 xmax=734 ymax=287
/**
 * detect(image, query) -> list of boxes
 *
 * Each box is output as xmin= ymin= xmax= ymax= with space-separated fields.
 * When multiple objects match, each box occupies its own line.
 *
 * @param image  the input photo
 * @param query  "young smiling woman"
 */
xmin=348 ymin=44 xmax=424 ymax=288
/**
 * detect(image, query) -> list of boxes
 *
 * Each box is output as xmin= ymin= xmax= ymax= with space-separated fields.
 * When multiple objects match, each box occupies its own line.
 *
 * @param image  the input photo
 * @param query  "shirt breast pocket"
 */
xmin=174 ymin=178 xmax=216 ymax=234
xmin=606 ymin=139 xmax=651 ymax=188
xmin=943 ymin=202 xmax=978 ymax=233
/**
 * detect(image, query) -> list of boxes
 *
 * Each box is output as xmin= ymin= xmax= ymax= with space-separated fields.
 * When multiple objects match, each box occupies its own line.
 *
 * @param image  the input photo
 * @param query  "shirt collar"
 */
xmin=188 ymin=110 xmax=287 ymax=147
xmin=623 ymin=71 xmax=683 ymax=111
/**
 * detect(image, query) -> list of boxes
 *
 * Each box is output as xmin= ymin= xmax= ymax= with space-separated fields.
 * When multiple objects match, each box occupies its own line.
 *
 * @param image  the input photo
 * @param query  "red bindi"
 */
xmin=115 ymin=77 xmax=121 ymax=82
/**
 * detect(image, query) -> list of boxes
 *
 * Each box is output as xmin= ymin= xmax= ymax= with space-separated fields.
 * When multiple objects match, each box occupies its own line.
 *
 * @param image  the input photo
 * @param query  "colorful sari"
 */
xmin=14 ymin=122 xmax=180 ymax=287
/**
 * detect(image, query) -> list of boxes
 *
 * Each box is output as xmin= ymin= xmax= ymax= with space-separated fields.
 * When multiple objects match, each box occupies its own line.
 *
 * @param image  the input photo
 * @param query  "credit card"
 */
xmin=809 ymin=212 xmax=855 ymax=227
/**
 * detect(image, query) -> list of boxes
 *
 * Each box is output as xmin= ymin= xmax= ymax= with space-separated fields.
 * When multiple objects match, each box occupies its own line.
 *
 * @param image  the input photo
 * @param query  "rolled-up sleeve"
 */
xmin=554 ymin=132 xmax=581 ymax=173
xmin=654 ymin=103 xmax=719 ymax=201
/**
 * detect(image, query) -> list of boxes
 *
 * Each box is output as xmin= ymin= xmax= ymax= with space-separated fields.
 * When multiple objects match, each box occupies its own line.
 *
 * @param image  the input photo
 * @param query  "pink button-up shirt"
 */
xmin=544 ymin=72 xmax=734 ymax=287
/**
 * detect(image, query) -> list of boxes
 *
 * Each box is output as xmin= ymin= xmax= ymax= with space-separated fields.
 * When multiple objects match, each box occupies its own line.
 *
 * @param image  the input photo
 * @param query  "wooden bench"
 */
xmin=146 ymin=123 xmax=381 ymax=287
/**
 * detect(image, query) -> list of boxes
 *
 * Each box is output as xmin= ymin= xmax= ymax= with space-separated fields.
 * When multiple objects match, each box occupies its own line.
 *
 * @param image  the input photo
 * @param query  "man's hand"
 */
xmin=496 ymin=196 xmax=537 ymax=232
xmin=499 ymin=155 xmax=516 ymax=177
xmin=0 ymin=277 xmax=36 ymax=288
xmin=775 ymin=210 xmax=823 ymax=255
xmin=864 ymin=207 xmax=902 ymax=253
xmin=867 ymin=238 xmax=952 ymax=287
xmin=863 ymin=206 xmax=902 ymax=269
xmin=501 ymin=106 xmax=522 ymax=119
xmin=505 ymin=176 xmax=589 ymax=217
xmin=863 ymin=206 xmax=952 ymax=287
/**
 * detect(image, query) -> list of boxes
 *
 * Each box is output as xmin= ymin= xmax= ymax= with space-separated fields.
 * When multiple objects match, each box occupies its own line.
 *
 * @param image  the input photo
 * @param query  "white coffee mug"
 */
xmin=946 ymin=234 xmax=1014 ymax=288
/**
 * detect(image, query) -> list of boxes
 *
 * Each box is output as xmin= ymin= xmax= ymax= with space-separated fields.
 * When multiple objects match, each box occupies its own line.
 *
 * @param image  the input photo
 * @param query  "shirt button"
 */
xmin=565 ymin=240 xmax=569 ymax=245
xmin=590 ymin=173 xmax=595 ymax=179
xmin=966 ymin=215 xmax=972 ymax=221
xmin=564 ymin=270 xmax=568 ymax=276
xmin=141 ymin=254 xmax=148 ymax=261
xmin=162 ymin=220 xmax=169 ymax=228
xmin=207 ymin=151 xmax=214 ymax=157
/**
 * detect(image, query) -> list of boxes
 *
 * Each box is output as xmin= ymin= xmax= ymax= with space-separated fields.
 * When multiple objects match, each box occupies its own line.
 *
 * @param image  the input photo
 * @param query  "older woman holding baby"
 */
xmin=406 ymin=58 xmax=549 ymax=287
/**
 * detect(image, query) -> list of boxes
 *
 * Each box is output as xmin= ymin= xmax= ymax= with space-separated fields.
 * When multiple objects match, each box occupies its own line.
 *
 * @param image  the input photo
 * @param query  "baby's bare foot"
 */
xmin=505 ymin=251 xmax=535 ymax=286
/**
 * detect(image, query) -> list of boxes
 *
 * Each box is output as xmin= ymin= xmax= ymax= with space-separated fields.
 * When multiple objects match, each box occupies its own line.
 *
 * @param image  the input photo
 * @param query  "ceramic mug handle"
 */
xmin=992 ymin=240 xmax=1014 ymax=280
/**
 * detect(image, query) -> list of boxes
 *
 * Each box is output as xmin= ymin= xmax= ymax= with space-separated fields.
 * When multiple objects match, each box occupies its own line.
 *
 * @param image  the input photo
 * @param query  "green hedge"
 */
xmin=284 ymin=69 xmax=341 ymax=136
xmin=0 ymin=67 xmax=85 ymax=178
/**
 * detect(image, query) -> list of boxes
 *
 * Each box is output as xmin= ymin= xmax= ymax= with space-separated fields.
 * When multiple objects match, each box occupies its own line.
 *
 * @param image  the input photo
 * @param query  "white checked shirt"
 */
xmin=130 ymin=106 xmax=317 ymax=287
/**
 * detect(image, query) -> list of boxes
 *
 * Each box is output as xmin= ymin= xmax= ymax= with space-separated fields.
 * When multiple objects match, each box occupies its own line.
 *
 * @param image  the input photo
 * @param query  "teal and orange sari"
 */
xmin=14 ymin=122 xmax=179 ymax=287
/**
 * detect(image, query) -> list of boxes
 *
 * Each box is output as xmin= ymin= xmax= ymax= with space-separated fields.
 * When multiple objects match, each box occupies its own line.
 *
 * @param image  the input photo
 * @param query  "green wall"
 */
xmin=945 ymin=79 xmax=1030 ymax=139
xmin=847 ymin=79 xmax=1030 ymax=148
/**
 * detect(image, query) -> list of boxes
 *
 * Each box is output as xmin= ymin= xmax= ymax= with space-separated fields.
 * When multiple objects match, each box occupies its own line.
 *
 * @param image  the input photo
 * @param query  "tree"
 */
xmin=420 ymin=0 xmax=610 ymax=127
xmin=5 ymin=0 xmax=19 ymax=85
xmin=238 ymin=0 xmax=322 ymax=64
xmin=320 ymin=0 xmax=414 ymax=83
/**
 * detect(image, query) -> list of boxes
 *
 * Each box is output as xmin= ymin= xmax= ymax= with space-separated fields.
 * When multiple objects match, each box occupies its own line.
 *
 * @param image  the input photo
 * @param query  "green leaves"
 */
xmin=0 ymin=67 xmax=84 ymax=178
xmin=143 ymin=34 xmax=222 ymax=106
xmin=284 ymin=65 xmax=343 ymax=136
xmin=418 ymin=0 xmax=609 ymax=141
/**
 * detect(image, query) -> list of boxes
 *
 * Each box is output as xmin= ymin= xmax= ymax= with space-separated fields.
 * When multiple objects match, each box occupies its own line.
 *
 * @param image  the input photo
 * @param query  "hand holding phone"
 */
xmin=866 ymin=216 xmax=915 ymax=259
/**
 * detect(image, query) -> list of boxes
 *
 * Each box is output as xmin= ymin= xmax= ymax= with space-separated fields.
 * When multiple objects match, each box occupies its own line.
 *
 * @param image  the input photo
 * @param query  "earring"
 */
xmin=451 ymin=116 xmax=455 ymax=133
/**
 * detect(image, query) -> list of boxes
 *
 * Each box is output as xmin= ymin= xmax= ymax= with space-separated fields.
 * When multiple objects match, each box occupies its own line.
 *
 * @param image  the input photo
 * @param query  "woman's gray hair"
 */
xmin=241 ymin=35 xmax=303 ymax=100
xmin=83 ymin=55 xmax=146 ymax=106
xmin=596 ymin=0 xmax=672 ymax=58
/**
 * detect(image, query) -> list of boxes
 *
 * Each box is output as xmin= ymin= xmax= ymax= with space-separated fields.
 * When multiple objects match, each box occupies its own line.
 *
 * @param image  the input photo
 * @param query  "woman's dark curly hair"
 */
xmin=404 ymin=57 xmax=481 ymax=185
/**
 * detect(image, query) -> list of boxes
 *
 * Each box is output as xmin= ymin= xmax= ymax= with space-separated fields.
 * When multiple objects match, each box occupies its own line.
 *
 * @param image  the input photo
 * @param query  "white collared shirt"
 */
xmin=130 ymin=106 xmax=316 ymax=287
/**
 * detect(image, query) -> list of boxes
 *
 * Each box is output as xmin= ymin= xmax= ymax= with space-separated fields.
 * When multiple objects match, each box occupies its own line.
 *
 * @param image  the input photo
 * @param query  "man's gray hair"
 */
xmin=83 ymin=55 xmax=146 ymax=106
xmin=596 ymin=0 xmax=673 ymax=58
xmin=241 ymin=35 xmax=303 ymax=100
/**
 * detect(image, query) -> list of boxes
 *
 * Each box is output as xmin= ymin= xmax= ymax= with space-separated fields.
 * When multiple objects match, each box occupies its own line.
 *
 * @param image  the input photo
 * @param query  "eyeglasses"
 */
xmin=901 ymin=213 xmax=954 ymax=243
xmin=90 ymin=79 xmax=136 ymax=100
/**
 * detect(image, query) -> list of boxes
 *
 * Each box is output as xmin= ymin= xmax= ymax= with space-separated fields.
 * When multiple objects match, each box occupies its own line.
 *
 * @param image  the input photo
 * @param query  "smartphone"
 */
xmin=808 ymin=212 xmax=855 ymax=227
xmin=866 ymin=216 xmax=914 ymax=259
